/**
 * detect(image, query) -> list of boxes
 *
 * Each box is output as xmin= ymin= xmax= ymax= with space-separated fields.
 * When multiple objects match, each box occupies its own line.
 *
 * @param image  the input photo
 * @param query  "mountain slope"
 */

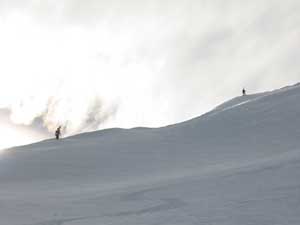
xmin=1 ymin=84 xmax=300 ymax=225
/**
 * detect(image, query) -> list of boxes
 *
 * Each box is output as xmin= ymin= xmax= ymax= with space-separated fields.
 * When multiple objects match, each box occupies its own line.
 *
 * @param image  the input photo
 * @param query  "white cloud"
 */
xmin=0 ymin=0 xmax=299 ymax=138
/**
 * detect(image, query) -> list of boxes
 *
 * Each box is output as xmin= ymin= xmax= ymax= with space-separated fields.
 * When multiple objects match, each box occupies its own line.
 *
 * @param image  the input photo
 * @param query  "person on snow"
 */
xmin=55 ymin=126 xmax=62 ymax=140
xmin=242 ymin=88 xmax=246 ymax=96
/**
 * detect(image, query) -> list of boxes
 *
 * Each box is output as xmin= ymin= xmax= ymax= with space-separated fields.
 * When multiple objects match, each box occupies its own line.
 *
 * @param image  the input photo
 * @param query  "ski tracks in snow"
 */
xmin=23 ymin=187 xmax=188 ymax=225
xmin=24 ymin=217 xmax=91 ymax=225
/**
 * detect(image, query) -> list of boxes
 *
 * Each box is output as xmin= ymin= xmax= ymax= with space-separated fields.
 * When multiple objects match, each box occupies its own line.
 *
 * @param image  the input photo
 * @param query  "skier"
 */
xmin=242 ymin=88 xmax=246 ymax=96
xmin=55 ymin=126 xmax=61 ymax=140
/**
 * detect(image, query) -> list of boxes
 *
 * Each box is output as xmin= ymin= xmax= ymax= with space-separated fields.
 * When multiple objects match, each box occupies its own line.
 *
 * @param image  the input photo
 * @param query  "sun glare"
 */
xmin=0 ymin=124 xmax=46 ymax=150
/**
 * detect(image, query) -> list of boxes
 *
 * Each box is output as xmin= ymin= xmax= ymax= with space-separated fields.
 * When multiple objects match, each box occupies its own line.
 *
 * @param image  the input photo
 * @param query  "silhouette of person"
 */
xmin=242 ymin=88 xmax=246 ymax=96
xmin=55 ymin=126 xmax=61 ymax=140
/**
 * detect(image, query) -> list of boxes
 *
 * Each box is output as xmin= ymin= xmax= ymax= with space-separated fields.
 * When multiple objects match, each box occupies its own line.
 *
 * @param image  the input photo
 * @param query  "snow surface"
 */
xmin=1 ymin=84 xmax=300 ymax=225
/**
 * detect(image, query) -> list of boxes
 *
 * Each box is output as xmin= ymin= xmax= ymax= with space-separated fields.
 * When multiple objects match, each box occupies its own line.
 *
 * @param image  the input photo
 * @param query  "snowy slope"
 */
xmin=1 ymin=84 xmax=300 ymax=225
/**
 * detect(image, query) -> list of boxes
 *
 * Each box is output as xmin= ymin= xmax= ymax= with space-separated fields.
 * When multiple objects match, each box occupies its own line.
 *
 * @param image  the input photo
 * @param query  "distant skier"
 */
xmin=242 ymin=88 xmax=246 ymax=96
xmin=55 ymin=126 xmax=62 ymax=140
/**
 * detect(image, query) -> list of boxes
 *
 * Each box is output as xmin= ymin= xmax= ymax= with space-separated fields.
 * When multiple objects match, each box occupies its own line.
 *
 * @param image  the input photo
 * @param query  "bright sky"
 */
xmin=0 ymin=0 xmax=299 ymax=149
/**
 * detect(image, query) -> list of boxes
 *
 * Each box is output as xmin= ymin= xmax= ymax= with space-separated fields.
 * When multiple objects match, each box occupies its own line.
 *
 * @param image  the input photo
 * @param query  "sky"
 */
xmin=0 ymin=0 xmax=300 ymax=149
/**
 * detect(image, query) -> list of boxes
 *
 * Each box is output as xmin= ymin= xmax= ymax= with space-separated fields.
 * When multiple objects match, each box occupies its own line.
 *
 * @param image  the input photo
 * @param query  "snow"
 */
xmin=1 ymin=84 xmax=300 ymax=225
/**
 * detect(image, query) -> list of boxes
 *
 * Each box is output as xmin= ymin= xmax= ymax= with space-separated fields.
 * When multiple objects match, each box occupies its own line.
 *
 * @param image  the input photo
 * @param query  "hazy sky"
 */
xmin=0 ymin=0 xmax=300 ymax=148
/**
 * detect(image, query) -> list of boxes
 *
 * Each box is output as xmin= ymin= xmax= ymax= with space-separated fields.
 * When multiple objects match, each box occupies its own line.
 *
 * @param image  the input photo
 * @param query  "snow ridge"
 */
xmin=1 ymin=84 xmax=300 ymax=225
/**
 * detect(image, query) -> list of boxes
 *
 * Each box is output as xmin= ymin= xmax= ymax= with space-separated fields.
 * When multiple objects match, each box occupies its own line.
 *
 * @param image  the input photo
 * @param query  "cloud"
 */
xmin=0 ymin=0 xmax=299 ymax=137
xmin=0 ymin=108 xmax=50 ymax=149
